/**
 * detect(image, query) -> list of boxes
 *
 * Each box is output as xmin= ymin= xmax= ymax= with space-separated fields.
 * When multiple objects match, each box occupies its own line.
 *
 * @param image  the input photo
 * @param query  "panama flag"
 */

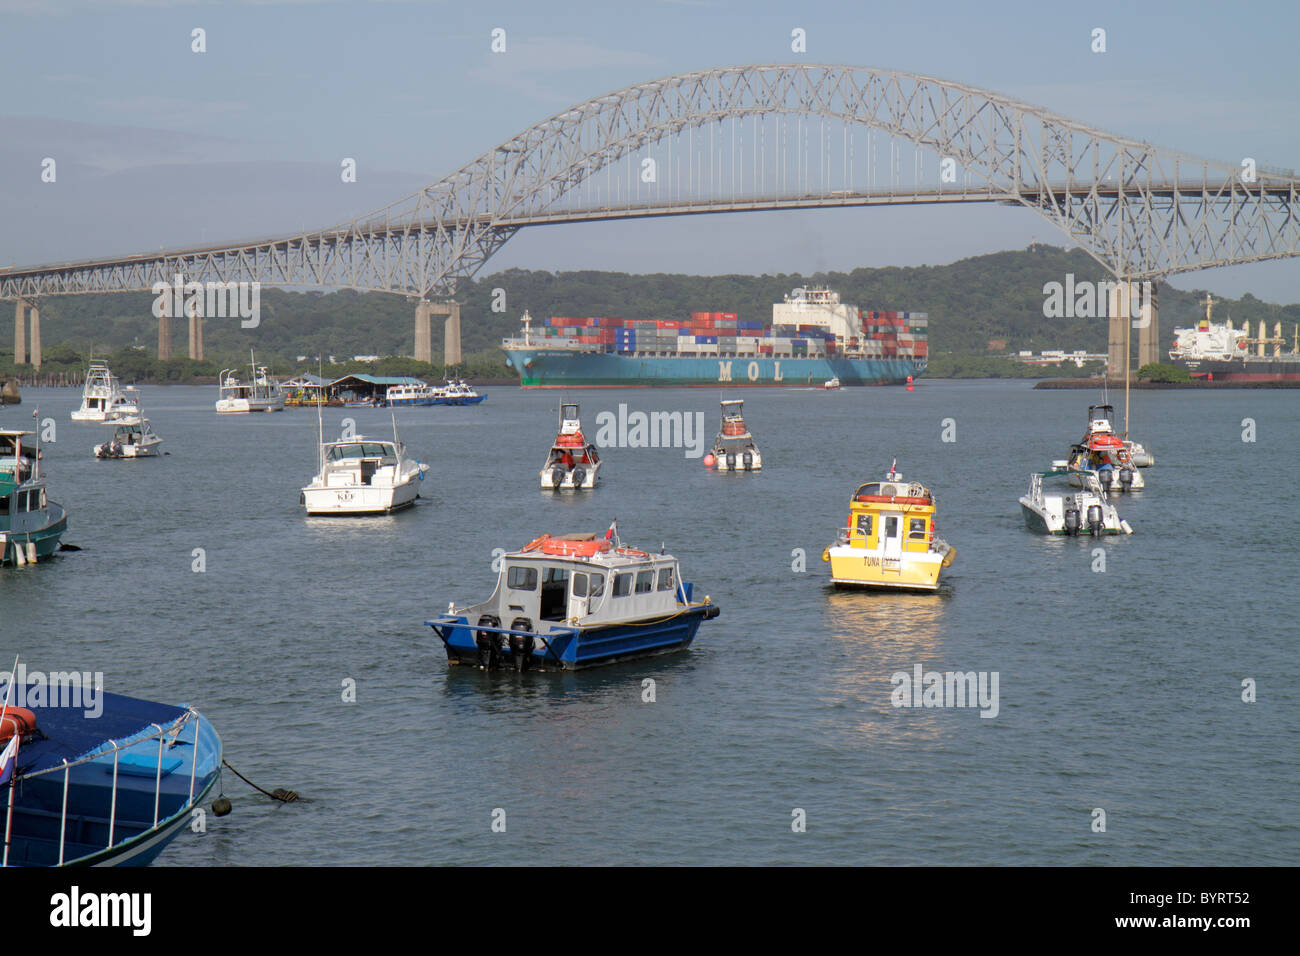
xmin=604 ymin=518 xmax=618 ymax=541
xmin=0 ymin=734 xmax=17 ymax=786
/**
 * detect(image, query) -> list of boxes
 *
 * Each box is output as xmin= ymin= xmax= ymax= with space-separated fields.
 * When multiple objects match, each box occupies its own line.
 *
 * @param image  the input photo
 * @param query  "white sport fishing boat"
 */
xmin=301 ymin=415 xmax=429 ymax=515
xmin=1070 ymin=405 xmax=1145 ymax=491
xmin=70 ymin=364 xmax=140 ymax=422
xmin=93 ymin=416 xmax=163 ymax=459
xmin=706 ymin=400 xmax=761 ymax=471
xmin=1019 ymin=467 xmax=1133 ymax=536
xmin=216 ymin=353 xmax=286 ymax=414
xmin=540 ymin=403 xmax=601 ymax=490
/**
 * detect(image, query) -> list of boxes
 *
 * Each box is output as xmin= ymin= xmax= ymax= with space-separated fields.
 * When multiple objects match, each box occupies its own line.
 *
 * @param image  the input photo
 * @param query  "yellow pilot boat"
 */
xmin=821 ymin=464 xmax=956 ymax=591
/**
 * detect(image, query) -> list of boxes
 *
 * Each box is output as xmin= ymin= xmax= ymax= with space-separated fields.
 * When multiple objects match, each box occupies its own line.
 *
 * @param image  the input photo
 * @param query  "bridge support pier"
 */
xmin=158 ymin=296 xmax=173 ymax=361
xmin=29 ymin=305 xmax=40 ymax=369
xmin=14 ymin=300 xmax=27 ymax=365
xmin=443 ymin=303 xmax=461 ymax=368
xmin=1106 ymin=282 xmax=1132 ymax=379
xmin=414 ymin=301 xmax=432 ymax=364
xmin=414 ymin=301 xmax=461 ymax=367
xmin=1137 ymin=281 xmax=1159 ymax=369
xmin=188 ymin=306 xmax=204 ymax=361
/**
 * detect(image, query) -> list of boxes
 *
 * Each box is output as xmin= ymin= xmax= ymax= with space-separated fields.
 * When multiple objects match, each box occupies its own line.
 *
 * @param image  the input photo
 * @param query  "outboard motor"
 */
xmin=741 ymin=451 xmax=753 ymax=470
xmin=1119 ymin=468 xmax=1134 ymax=492
xmin=571 ymin=467 xmax=586 ymax=488
xmin=726 ymin=453 xmax=736 ymax=471
xmin=1063 ymin=507 xmax=1081 ymax=536
xmin=475 ymin=614 xmax=501 ymax=669
xmin=509 ymin=618 xmax=534 ymax=672
xmin=1086 ymin=504 xmax=1104 ymax=535
xmin=550 ymin=468 xmax=564 ymax=490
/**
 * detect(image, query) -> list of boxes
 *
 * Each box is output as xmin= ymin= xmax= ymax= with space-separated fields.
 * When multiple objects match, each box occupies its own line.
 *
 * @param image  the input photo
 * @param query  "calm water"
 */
xmin=1 ymin=381 xmax=1296 ymax=866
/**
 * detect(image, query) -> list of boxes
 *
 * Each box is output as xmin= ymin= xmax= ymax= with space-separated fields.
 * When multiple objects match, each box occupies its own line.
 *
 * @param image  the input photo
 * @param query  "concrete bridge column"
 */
xmin=414 ymin=301 xmax=432 ymax=364
xmin=14 ymin=300 xmax=27 ymax=365
xmin=1137 ymin=281 xmax=1159 ymax=368
xmin=188 ymin=305 xmax=204 ymax=361
xmin=443 ymin=303 xmax=461 ymax=367
xmin=158 ymin=295 xmax=173 ymax=361
xmin=1106 ymin=282 xmax=1130 ymax=378
xmin=29 ymin=305 xmax=40 ymax=369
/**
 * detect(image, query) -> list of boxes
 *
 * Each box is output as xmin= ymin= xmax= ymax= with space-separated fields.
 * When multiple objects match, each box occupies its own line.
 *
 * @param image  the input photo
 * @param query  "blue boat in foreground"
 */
xmin=427 ymin=523 xmax=719 ymax=670
xmin=1 ymin=685 xmax=222 ymax=866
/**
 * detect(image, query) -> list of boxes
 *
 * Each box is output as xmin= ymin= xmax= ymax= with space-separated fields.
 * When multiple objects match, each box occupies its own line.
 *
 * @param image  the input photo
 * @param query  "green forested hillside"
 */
xmin=3 ymin=244 xmax=1297 ymax=380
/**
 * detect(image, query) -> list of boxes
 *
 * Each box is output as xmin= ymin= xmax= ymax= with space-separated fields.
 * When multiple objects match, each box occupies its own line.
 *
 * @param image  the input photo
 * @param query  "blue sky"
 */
xmin=2 ymin=0 xmax=1298 ymax=305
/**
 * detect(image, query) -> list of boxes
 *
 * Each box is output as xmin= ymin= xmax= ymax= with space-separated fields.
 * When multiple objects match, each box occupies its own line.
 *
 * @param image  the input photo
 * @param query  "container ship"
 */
xmin=501 ymin=288 xmax=927 ymax=388
xmin=1169 ymin=294 xmax=1300 ymax=382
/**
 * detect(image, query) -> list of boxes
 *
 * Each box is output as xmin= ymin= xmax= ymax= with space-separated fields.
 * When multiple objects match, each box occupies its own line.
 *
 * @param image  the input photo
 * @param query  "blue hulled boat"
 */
xmin=1 ymin=685 xmax=222 ymax=866
xmin=427 ymin=524 xmax=719 ymax=670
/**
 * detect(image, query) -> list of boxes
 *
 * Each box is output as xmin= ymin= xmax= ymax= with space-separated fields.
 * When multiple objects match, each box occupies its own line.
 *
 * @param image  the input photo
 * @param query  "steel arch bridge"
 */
xmin=3 ymin=62 xmax=1298 ymax=306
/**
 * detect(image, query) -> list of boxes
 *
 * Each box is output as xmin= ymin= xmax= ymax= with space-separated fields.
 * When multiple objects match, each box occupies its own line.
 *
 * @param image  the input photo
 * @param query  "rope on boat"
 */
xmin=221 ymin=759 xmax=300 ymax=804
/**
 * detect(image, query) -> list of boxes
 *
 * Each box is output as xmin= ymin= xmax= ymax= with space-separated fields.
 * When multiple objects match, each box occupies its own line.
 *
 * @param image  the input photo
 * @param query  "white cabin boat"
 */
xmin=216 ymin=356 xmax=286 ymax=414
xmin=71 ymin=364 xmax=140 ymax=422
xmin=386 ymin=382 xmax=439 ymax=406
xmin=823 ymin=376 xmax=842 ymax=390
xmin=301 ymin=434 xmax=428 ymax=515
xmin=93 ymin=416 xmax=163 ymax=459
xmin=541 ymin=404 xmax=601 ymax=490
xmin=1019 ymin=468 xmax=1132 ymax=536
xmin=707 ymin=400 xmax=761 ymax=471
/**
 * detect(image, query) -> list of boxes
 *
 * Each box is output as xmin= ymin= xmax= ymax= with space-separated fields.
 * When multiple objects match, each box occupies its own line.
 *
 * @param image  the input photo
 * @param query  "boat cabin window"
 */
xmin=855 ymin=514 xmax=873 ymax=537
xmin=613 ymin=572 xmax=632 ymax=597
xmin=908 ymin=518 xmax=927 ymax=540
xmin=589 ymin=573 xmax=605 ymax=597
xmin=657 ymin=567 xmax=675 ymax=591
xmin=540 ymin=566 xmax=570 ymax=621
xmin=635 ymin=570 xmax=654 ymax=594
xmin=506 ymin=566 xmax=538 ymax=591
xmin=883 ymin=516 xmax=899 ymax=539
xmin=0 ymin=495 xmax=8 ymax=515
xmin=572 ymin=573 xmax=588 ymax=598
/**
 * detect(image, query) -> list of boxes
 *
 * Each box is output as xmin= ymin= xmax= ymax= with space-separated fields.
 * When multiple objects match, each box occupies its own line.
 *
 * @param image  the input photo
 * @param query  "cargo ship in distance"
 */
xmin=501 ymin=288 xmax=927 ymax=388
xmin=1169 ymin=293 xmax=1300 ymax=382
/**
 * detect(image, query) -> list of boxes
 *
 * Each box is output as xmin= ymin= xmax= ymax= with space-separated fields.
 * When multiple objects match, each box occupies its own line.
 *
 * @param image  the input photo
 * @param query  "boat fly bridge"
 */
xmin=427 ymin=524 xmax=719 ymax=670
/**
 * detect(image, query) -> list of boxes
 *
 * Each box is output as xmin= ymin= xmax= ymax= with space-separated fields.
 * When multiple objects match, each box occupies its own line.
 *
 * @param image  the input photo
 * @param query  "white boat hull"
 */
xmin=541 ymin=463 xmax=600 ymax=490
xmin=215 ymin=397 xmax=285 ymax=414
xmin=94 ymin=439 xmax=162 ymax=459
xmin=302 ymin=479 xmax=421 ymax=514
xmin=714 ymin=451 xmax=761 ymax=471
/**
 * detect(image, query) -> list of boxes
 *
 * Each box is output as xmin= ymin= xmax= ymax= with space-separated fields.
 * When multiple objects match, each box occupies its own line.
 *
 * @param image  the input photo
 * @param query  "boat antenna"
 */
xmin=31 ymin=407 xmax=39 ymax=481
xmin=391 ymin=406 xmax=399 ymax=445
xmin=0 ymin=653 xmax=17 ymax=739
xmin=316 ymin=355 xmax=325 ymax=473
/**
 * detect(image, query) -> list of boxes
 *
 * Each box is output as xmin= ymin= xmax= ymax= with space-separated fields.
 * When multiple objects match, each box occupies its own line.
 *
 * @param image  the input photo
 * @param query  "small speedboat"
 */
xmin=426 ymin=521 xmax=720 ymax=671
xmin=0 ymin=674 xmax=221 ymax=866
xmin=540 ymin=403 xmax=601 ymax=490
xmin=94 ymin=416 xmax=163 ymax=459
xmin=71 ymin=363 xmax=140 ymax=422
xmin=821 ymin=463 xmax=955 ymax=591
xmin=1 ymin=428 xmax=67 ymax=566
xmin=216 ymin=352 xmax=286 ymax=414
xmin=1019 ymin=467 xmax=1132 ymax=536
xmin=822 ymin=377 xmax=842 ymax=390
xmin=705 ymin=400 xmax=761 ymax=471
xmin=301 ymin=429 xmax=428 ymax=515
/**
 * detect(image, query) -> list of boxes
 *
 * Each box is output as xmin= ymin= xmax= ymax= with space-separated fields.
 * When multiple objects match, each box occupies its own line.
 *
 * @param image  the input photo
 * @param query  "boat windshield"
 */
xmin=327 ymin=442 xmax=394 ymax=460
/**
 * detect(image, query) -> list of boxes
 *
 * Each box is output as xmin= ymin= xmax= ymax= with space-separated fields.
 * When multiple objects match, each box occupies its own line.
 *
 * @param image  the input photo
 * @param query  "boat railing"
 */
xmin=3 ymin=707 xmax=203 ymax=867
